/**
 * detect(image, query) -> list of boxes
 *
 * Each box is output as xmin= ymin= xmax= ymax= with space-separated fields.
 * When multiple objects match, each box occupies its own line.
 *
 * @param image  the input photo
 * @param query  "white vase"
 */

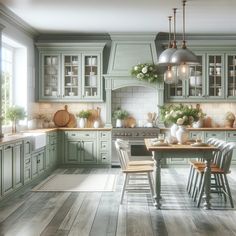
xmin=192 ymin=119 xmax=203 ymax=128
xmin=176 ymin=125 xmax=189 ymax=144
xmin=116 ymin=119 xmax=123 ymax=128
xmin=170 ymin=123 xmax=179 ymax=138
xmin=79 ymin=118 xmax=86 ymax=128
xmin=93 ymin=120 xmax=100 ymax=128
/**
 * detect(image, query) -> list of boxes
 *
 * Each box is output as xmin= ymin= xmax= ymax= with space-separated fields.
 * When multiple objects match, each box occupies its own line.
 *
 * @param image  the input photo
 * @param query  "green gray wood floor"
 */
xmin=0 ymin=167 xmax=236 ymax=236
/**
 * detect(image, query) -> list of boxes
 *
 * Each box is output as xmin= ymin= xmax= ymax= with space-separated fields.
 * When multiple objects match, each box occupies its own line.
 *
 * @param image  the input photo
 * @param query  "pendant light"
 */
xmin=170 ymin=0 xmax=199 ymax=81
xmin=158 ymin=9 xmax=177 ymax=66
xmin=162 ymin=9 xmax=179 ymax=84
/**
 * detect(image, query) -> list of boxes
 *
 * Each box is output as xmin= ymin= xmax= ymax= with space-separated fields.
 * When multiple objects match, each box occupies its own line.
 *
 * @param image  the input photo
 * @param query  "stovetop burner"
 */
xmin=112 ymin=127 xmax=160 ymax=139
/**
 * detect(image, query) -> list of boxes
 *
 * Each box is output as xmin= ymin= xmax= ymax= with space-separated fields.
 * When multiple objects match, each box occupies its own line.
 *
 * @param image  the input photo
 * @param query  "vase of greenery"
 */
xmin=6 ymin=106 xmax=26 ymax=134
xmin=76 ymin=110 xmax=91 ymax=128
xmin=112 ymin=108 xmax=129 ymax=128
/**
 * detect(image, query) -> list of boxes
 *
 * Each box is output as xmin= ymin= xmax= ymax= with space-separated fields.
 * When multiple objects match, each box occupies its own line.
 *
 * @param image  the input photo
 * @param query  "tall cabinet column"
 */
xmin=0 ymin=24 xmax=5 ymax=138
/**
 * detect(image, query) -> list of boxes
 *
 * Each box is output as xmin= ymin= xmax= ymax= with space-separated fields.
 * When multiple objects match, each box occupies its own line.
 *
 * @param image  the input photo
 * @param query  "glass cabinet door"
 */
xmin=42 ymin=54 xmax=60 ymax=98
xmin=63 ymin=54 xmax=80 ymax=98
xmin=82 ymin=55 xmax=100 ymax=99
xmin=207 ymin=54 xmax=224 ymax=98
xmin=226 ymin=55 xmax=236 ymax=98
xmin=187 ymin=55 xmax=204 ymax=98
xmin=168 ymin=79 xmax=184 ymax=98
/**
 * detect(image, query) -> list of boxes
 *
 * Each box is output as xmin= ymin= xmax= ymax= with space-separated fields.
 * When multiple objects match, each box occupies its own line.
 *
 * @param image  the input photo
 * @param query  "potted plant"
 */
xmin=6 ymin=106 xmax=26 ymax=133
xmin=224 ymin=112 xmax=235 ymax=128
xmin=76 ymin=110 xmax=91 ymax=128
xmin=112 ymin=108 xmax=129 ymax=128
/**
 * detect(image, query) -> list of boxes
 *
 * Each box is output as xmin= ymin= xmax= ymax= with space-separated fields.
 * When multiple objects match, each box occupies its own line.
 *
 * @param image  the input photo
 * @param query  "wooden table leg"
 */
xmin=202 ymin=157 xmax=212 ymax=209
xmin=153 ymin=151 xmax=161 ymax=209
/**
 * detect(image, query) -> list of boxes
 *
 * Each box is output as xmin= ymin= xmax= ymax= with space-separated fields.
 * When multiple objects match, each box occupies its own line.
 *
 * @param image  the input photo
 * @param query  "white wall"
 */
xmin=111 ymin=86 xmax=158 ymax=127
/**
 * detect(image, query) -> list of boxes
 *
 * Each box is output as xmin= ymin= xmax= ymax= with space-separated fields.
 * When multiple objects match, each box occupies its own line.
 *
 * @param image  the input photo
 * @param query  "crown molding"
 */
xmin=0 ymin=3 xmax=38 ymax=38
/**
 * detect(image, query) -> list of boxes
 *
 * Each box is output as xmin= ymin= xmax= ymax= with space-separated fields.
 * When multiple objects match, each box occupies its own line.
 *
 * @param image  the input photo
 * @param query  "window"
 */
xmin=1 ymin=35 xmax=27 ymax=129
xmin=2 ymin=45 xmax=13 ymax=125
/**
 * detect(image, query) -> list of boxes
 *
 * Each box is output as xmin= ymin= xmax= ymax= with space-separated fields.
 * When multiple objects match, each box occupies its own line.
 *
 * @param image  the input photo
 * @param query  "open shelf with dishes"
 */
xmin=227 ymin=55 xmax=236 ymax=98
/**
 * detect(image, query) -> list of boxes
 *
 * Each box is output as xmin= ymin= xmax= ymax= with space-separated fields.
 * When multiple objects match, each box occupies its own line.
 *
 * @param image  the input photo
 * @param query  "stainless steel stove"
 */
xmin=112 ymin=127 xmax=160 ymax=166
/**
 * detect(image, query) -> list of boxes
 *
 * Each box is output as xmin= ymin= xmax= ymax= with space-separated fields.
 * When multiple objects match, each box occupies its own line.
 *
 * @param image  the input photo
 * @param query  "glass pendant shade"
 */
xmin=177 ymin=63 xmax=190 ymax=80
xmin=164 ymin=66 xmax=178 ymax=84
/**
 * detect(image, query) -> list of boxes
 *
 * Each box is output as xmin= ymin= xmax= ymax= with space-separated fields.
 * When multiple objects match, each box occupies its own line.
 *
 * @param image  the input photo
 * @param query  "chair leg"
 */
xmin=121 ymin=173 xmax=128 ymax=204
xmin=194 ymin=173 xmax=203 ymax=202
xmin=187 ymin=165 xmax=193 ymax=193
xmin=191 ymin=170 xmax=198 ymax=198
xmin=147 ymin=172 xmax=154 ymax=197
xmin=219 ymin=174 xmax=227 ymax=202
xmin=197 ymin=173 xmax=205 ymax=208
xmin=223 ymin=174 xmax=234 ymax=208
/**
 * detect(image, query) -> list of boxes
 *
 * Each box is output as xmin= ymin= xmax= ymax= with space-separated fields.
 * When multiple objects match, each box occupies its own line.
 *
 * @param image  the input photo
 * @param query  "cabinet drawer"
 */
xmin=204 ymin=131 xmax=226 ymax=141
xmin=226 ymin=131 xmax=236 ymax=141
xmin=100 ymin=153 xmax=110 ymax=163
xmin=189 ymin=131 xmax=204 ymax=141
xmin=66 ymin=131 xmax=96 ymax=139
xmin=99 ymin=131 xmax=111 ymax=140
xmin=100 ymin=141 xmax=108 ymax=151
xmin=25 ymin=157 xmax=31 ymax=166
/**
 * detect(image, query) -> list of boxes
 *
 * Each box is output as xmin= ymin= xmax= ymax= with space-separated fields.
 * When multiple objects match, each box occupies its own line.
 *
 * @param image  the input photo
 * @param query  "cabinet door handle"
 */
xmin=5 ymin=145 xmax=12 ymax=150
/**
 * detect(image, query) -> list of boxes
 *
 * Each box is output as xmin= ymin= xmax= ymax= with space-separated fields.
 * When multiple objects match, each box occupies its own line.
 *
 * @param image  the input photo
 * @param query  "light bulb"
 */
xmin=178 ymin=63 xmax=190 ymax=80
xmin=164 ymin=66 xmax=179 ymax=84
xmin=164 ymin=68 xmax=174 ymax=84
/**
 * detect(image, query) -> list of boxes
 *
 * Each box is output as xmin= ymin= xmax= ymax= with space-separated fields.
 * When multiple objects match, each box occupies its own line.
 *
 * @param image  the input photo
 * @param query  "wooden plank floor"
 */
xmin=0 ymin=167 xmax=236 ymax=236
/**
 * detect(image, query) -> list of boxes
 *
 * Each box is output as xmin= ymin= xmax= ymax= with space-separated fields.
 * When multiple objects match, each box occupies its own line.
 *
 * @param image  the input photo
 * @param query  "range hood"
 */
xmin=104 ymin=34 xmax=164 ymax=127
xmin=104 ymin=33 xmax=160 ymax=89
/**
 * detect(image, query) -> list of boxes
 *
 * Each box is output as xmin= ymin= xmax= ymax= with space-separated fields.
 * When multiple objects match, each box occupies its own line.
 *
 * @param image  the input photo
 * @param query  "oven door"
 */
xmin=129 ymin=140 xmax=153 ymax=162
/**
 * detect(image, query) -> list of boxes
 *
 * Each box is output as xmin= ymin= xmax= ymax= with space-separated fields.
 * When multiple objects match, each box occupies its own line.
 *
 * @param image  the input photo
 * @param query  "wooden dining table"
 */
xmin=145 ymin=139 xmax=218 ymax=209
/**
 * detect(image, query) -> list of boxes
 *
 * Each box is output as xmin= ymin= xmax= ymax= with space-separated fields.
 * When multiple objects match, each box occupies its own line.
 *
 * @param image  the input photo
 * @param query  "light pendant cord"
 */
xmin=172 ymin=8 xmax=177 ymax=49
xmin=168 ymin=16 xmax=172 ymax=48
xmin=182 ymin=0 xmax=187 ymax=49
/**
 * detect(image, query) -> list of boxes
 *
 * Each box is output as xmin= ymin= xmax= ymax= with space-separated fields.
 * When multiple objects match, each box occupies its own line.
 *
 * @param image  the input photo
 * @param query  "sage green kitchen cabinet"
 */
xmin=23 ymin=138 xmax=32 ymax=184
xmin=64 ymin=131 xmax=111 ymax=165
xmin=31 ymin=148 xmax=45 ymax=179
xmin=0 ymin=146 xmax=2 ymax=197
xmin=97 ymin=131 xmax=111 ymax=164
xmin=226 ymin=131 xmax=236 ymax=164
xmin=64 ymin=131 xmax=97 ymax=164
xmin=46 ymin=131 xmax=57 ymax=169
xmin=204 ymin=131 xmax=226 ymax=141
xmin=165 ymin=52 xmax=226 ymax=102
xmin=2 ymin=141 xmax=23 ymax=196
xmin=36 ymin=43 xmax=105 ymax=102
xmin=226 ymin=54 xmax=236 ymax=99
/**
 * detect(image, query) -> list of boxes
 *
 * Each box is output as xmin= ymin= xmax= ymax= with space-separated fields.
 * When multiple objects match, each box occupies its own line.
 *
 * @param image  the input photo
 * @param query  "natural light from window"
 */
xmin=2 ymin=35 xmax=27 ymax=130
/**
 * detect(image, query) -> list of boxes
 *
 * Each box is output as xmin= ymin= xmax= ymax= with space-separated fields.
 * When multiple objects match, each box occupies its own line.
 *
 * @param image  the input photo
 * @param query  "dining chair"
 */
xmin=194 ymin=142 xmax=235 ymax=208
xmin=116 ymin=139 xmax=154 ymax=166
xmin=115 ymin=139 xmax=154 ymax=204
xmin=186 ymin=138 xmax=222 ymax=196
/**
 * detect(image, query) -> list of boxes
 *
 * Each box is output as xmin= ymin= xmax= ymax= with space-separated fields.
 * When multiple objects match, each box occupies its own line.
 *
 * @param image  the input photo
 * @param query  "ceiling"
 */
xmin=0 ymin=0 xmax=236 ymax=35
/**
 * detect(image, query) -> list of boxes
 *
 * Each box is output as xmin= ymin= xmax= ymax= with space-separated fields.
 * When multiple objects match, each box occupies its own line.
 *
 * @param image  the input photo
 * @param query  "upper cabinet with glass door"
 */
xmin=226 ymin=54 xmax=236 ymax=99
xmin=36 ymin=43 xmax=105 ymax=102
xmin=82 ymin=54 xmax=101 ymax=100
xmin=41 ymin=54 xmax=60 ymax=100
xmin=206 ymin=54 xmax=224 ymax=99
xmin=62 ymin=54 xmax=81 ymax=99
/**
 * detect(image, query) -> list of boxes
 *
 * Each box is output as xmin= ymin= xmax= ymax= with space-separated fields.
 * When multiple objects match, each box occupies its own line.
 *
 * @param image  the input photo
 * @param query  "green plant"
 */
xmin=6 ymin=106 xmax=26 ymax=122
xmin=113 ymin=108 xmax=129 ymax=120
xmin=76 ymin=110 xmax=91 ymax=119
xmin=6 ymin=106 xmax=26 ymax=133
xmin=131 ymin=63 xmax=162 ymax=83
xmin=159 ymin=104 xmax=206 ymax=126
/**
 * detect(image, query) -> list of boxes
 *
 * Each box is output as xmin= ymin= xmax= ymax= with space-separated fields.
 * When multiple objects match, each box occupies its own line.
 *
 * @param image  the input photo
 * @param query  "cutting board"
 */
xmin=53 ymin=105 xmax=70 ymax=127
xmin=86 ymin=107 xmax=101 ymax=128
xmin=66 ymin=113 xmax=77 ymax=128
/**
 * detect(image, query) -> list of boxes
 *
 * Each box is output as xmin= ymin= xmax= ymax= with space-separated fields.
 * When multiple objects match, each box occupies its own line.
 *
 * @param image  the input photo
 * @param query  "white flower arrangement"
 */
xmin=131 ymin=63 xmax=162 ymax=83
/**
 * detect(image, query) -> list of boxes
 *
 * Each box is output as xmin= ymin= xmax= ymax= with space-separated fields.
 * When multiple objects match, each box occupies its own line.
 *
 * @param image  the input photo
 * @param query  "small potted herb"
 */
xmin=76 ymin=110 xmax=91 ymax=128
xmin=112 ymin=108 xmax=129 ymax=128
xmin=6 ymin=106 xmax=26 ymax=133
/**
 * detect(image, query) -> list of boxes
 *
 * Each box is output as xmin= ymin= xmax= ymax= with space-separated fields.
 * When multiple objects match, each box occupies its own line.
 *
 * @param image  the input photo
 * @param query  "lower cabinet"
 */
xmin=226 ymin=131 xmax=236 ymax=164
xmin=32 ymin=148 xmax=45 ymax=179
xmin=46 ymin=132 xmax=58 ymax=169
xmin=64 ymin=131 xmax=111 ymax=165
xmin=24 ymin=138 xmax=33 ymax=184
xmin=2 ymin=141 xmax=23 ymax=196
